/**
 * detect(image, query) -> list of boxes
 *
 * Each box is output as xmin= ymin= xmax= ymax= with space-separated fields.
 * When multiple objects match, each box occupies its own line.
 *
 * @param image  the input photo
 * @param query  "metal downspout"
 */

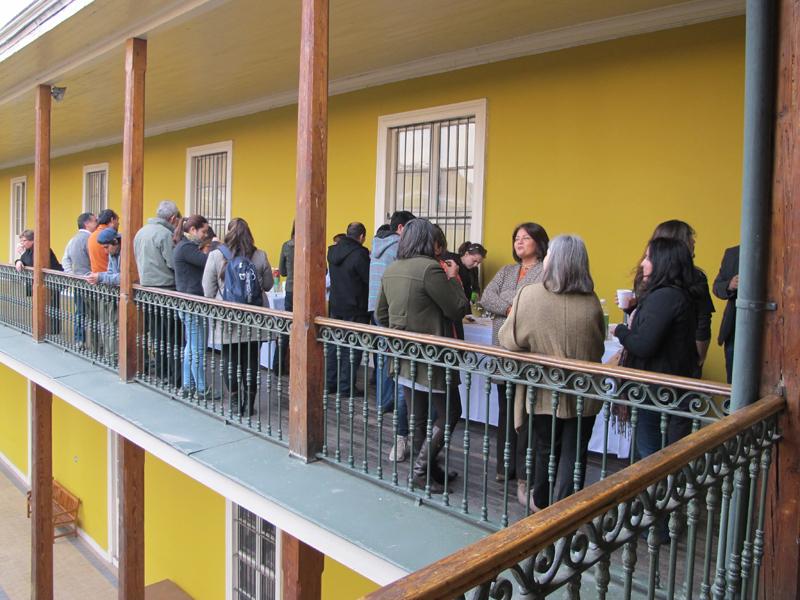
xmin=730 ymin=0 xmax=777 ymax=412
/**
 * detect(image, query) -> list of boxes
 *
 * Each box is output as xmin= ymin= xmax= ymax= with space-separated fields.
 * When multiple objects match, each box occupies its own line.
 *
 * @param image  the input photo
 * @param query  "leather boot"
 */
xmin=412 ymin=426 xmax=449 ymax=494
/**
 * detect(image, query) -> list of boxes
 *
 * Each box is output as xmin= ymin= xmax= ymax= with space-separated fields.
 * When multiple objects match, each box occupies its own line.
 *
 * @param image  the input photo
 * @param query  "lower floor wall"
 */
xmin=0 ymin=366 xmax=384 ymax=599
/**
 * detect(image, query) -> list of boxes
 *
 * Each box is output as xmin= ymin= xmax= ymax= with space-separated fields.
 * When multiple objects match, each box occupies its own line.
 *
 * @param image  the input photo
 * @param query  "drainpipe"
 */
xmin=730 ymin=0 xmax=777 ymax=413
xmin=725 ymin=0 xmax=778 ymax=578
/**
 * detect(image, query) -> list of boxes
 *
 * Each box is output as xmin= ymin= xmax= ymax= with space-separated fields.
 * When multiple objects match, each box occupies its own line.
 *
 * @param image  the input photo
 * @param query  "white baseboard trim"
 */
xmin=75 ymin=526 xmax=113 ymax=565
xmin=0 ymin=450 xmax=29 ymax=487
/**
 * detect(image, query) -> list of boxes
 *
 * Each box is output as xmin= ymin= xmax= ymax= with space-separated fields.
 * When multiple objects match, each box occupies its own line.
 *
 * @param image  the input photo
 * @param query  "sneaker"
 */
xmin=388 ymin=436 xmax=409 ymax=462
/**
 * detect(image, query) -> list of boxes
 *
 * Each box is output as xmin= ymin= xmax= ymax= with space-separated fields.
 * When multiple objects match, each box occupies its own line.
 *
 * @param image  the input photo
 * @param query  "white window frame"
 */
xmin=9 ymin=175 xmax=27 ymax=262
xmin=185 ymin=141 xmax=233 ymax=228
xmin=226 ymin=500 xmax=282 ymax=600
xmin=107 ymin=430 xmax=120 ymax=567
xmin=82 ymin=162 xmax=109 ymax=213
xmin=374 ymin=99 xmax=487 ymax=243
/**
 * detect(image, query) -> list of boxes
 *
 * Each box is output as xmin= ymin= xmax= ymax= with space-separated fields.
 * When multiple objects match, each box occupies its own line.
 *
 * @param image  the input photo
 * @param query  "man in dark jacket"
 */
xmin=713 ymin=245 xmax=739 ymax=383
xmin=326 ymin=222 xmax=370 ymax=395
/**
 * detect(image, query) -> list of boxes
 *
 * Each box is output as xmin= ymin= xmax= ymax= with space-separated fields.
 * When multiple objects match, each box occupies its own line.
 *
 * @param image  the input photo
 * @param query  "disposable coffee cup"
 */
xmin=616 ymin=289 xmax=634 ymax=309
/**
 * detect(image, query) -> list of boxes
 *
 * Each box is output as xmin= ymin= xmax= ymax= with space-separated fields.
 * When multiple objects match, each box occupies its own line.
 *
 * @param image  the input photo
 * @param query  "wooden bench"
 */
xmin=26 ymin=479 xmax=81 ymax=540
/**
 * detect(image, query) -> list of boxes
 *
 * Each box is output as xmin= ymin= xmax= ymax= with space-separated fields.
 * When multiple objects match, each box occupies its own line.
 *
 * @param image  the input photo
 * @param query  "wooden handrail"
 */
xmin=364 ymin=394 xmax=784 ymax=600
xmin=314 ymin=316 xmax=732 ymax=397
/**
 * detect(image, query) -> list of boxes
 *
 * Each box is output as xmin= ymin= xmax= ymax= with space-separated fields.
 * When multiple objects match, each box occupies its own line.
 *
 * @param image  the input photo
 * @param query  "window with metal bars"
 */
xmin=389 ymin=116 xmax=476 ymax=250
xmin=232 ymin=505 xmax=277 ymax=600
xmin=187 ymin=143 xmax=231 ymax=236
xmin=10 ymin=177 xmax=26 ymax=260
xmin=83 ymin=164 xmax=108 ymax=215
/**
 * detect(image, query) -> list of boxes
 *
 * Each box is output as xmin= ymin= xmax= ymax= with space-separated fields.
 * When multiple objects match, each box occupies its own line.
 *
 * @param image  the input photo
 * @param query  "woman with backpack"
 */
xmin=202 ymin=218 xmax=273 ymax=416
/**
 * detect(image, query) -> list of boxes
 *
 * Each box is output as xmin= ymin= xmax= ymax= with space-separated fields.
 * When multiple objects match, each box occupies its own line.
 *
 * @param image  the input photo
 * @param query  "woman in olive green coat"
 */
xmin=376 ymin=219 xmax=470 ymax=493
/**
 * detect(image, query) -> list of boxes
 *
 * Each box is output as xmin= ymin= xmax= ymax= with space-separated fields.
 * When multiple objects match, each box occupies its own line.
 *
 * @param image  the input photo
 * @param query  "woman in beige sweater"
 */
xmin=498 ymin=235 xmax=605 ymax=510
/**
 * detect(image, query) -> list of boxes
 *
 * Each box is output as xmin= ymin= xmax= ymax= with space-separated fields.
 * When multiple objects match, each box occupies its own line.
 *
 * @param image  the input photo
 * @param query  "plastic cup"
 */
xmin=616 ymin=289 xmax=634 ymax=309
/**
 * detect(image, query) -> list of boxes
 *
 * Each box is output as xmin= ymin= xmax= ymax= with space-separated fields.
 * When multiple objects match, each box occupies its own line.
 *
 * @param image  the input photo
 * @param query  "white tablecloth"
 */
xmin=588 ymin=337 xmax=632 ymax=458
xmin=460 ymin=319 xmax=499 ymax=426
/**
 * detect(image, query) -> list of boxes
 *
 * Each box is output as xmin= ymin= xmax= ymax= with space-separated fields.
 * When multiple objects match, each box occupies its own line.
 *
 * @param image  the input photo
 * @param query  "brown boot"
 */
xmin=412 ymin=426 xmax=449 ymax=494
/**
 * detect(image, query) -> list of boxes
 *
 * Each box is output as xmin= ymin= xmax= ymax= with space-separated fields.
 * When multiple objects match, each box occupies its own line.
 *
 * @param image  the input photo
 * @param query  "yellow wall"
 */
xmin=0 ymin=365 xmax=28 ymax=475
xmin=323 ymin=557 xmax=380 ymax=598
xmin=145 ymin=453 xmax=226 ymax=599
xmin=52 ymin=396 xmax=108 ymax=549
xmin=0 ymin=17 xmax=744 ymax=382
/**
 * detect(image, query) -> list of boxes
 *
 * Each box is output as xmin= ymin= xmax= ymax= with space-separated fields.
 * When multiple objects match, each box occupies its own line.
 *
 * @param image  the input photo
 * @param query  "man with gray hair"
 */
xmin=134 ymin=200 xmax=183 ymax=388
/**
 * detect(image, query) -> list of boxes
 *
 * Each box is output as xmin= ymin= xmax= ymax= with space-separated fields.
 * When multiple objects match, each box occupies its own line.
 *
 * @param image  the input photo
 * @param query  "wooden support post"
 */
xmin=30 ymin=382 xmax=53 ymax=600
xmin=281 ymin=531 xmax=324 ymax=600
xmin=32 ymin=84 xmax=51 ymax=342
xmin=118 ymin=437 xmax=144 ymax=600
xmin=761 ymin=1 xmax=800 ymax=597
xmin=289 ymin=0 xmax=328 ymax=460
xmin=119 ymin=37 xmax=146 ymax=381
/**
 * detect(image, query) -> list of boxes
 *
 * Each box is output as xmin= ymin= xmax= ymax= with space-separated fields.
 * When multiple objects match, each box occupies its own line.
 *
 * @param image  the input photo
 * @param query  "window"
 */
xmin=186 ymin=141 xmax=233 ymax=236
xmin=83 ymin=163 xmax=109 ymax=215
xmin=231 ymin=504 xmax=278 ymax=600
xmin=9 ymin=176 xmax=26 ymax=261
xmin=375 ymin=100 xmax=486 ymax=249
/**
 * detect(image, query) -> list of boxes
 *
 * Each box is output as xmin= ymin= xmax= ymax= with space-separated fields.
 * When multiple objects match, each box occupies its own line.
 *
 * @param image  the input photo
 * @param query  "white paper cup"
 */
xmin=616 ymin=289 xmax=634 ymax=309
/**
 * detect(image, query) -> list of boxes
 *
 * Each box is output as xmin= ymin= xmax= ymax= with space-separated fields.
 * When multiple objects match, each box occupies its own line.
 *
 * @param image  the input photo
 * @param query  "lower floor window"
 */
xmin=233 ymin=505 xmax=277 ymax=600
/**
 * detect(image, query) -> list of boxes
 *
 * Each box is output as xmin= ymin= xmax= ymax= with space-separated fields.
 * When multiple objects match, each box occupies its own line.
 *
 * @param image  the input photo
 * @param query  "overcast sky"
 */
xmin=0 ymin=1 xmax=33 ymax=29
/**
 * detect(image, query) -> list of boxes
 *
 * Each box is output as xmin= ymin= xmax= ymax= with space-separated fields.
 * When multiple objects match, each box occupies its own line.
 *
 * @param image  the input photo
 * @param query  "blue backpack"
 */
xmin=218 ymin=245 xmax=263 ymax=306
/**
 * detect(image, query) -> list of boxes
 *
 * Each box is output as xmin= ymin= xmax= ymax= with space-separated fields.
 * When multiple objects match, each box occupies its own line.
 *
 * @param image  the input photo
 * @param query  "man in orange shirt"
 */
xmin=88 ymin=208 xmax=119 ymax=273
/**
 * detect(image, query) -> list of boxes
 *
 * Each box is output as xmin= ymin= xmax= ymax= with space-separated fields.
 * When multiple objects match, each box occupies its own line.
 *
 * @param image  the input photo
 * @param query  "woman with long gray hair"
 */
xmin=498 ymin=234 xmax=605 ymax=510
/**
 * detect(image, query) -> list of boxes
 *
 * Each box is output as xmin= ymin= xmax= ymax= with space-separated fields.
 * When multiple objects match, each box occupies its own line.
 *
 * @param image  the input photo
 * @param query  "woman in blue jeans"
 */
xmin=174 ymin=215 xmax=212 ymax=399
xmin=614 ymin=237 xmax=699 ymax=459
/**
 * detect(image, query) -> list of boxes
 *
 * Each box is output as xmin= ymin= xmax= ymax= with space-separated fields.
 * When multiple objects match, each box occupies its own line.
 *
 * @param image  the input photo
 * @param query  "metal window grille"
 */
xmin=12 ymin=180 xmax=26 ymax=239
xmin=233 ymin=505 xmax=277 ymax=600
xmin=84 ymin=169 xmax=107 ymax=215
xmin=389 ymin=116 xmax=476 ymax=249
xmin=190 ymin=151 xmax=228 ymax=236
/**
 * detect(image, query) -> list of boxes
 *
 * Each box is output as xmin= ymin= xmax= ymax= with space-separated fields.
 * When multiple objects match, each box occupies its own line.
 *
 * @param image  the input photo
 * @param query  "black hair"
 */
xmin=77 ymin=212 xmax=94 ymax=230
xmin=389 ymin=211 xmax=415 ymax=233
xmin=641 ymin=237 xmax=695 ymax=299
xmin=431 ymin=223 xmax=447 ymax=257
xmin=396 ymin=219 xmax=436 ymax=260
xmin=512 ymin=222 xmax=549 ymax=263
xmin=347 ymin=222 xmax=367 ymax=240
xmin=457 ymin=241 xmax=487 ymax=258
xmin=375 ymin=224 xmax=391 ymax=235
xmin=97 ymin=209 xmax=118 ymax=225
xmin=634 ymin=219 xmax=697 ymax=294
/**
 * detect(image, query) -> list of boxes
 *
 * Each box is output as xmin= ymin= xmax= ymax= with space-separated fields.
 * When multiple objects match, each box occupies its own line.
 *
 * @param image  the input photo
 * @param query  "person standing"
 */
xmin=614 ymin=237 xmax=698 ymax=459
xmin=88 ymin=209 xmax=119 ymax=274
xmin=376 ymin=219 xmax=470 ymax=493
xmin=499 ymin=235 xmax=605 ymax=510
xmin=62 ymin=212 xmax=97 ymax=348
xmin=368 ymin=210 xmax=415 ymax=462
xmin=274 ymin=223 xmax=295 ymax=375
xmin=203 ymin=218 xmax=273 ymax=416
xmin=134 ymin=200 xmax=183 ymax=389
xmin=480 ymin=222 xmax=550 ymax=482
xmin=174 ymin=215 xmax=212 ymax=400
xmin=326 ymin=222 xmax=371 ymax=397
xmin=14 ymin=229 xmax=63 ymax=333
xmin=445 ymin=241 xmax=487 ymax=301
xmin=87 ymin=228 xmax=121 ymax=363
xmin=713 ymin=245 xmax=740 ymax=383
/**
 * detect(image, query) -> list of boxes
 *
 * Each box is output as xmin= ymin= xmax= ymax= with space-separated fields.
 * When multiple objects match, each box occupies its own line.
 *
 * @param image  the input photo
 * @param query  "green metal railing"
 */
xmin=132 ymin=286 xmax=292 ymax=443
xmin=42 ymin=269 xmax=120 ymax=370
xmin=365 ymin=394 xmax=783 ymax=600
xmin=315 ymin=317 xmax=731 ymax=530
xmin=0 ymin=264 xmax=33 ymax=334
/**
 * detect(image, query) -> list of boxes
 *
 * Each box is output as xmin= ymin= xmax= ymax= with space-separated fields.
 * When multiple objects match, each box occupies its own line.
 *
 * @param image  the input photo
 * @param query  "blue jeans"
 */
xmin=74 ymin=292 xmax=86 ymax=343
xmin=378 ymin=354 xmax=408 ymax=437
xmin=181 ymin=313 xmax=207 ymax=392
xmin=635 ymin=407 xmax=692 ymax=460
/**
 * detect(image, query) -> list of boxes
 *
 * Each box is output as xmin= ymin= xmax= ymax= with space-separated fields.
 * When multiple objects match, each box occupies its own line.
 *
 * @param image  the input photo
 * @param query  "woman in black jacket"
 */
xmin=174 ymin=215 xmax=211 ymax=399
xmin=614 ymin=237 xmax=698 ymax=459
xmin=629 ymin=220 xmax=714 ymax=377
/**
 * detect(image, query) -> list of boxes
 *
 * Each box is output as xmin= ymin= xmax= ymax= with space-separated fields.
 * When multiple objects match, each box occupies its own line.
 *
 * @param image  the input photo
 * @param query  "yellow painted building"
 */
xmin=0 ymin=4 xmax=746 ymax=597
